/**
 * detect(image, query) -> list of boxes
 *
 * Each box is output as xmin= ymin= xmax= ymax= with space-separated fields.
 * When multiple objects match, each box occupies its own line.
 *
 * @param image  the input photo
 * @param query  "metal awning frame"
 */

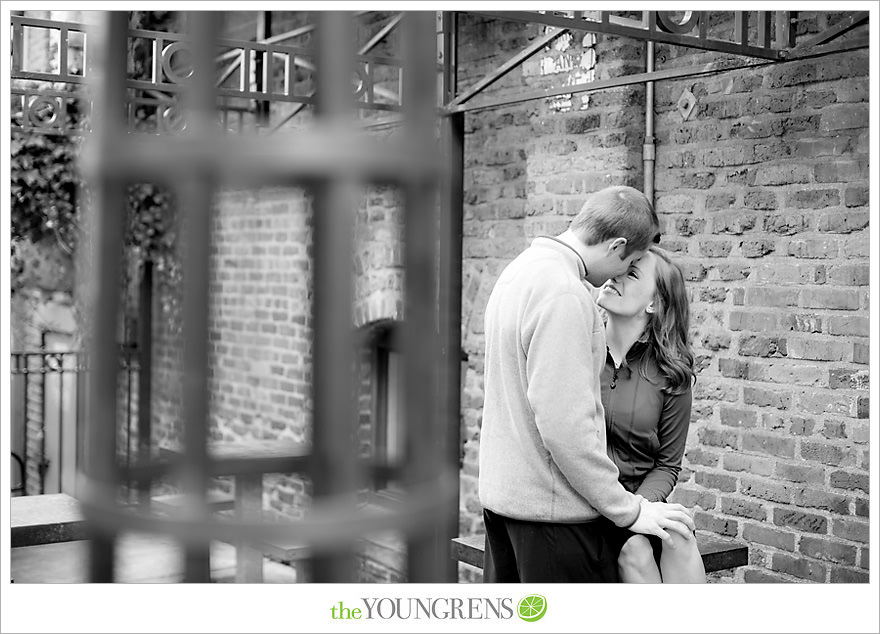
xmin=9 ymin=10 xmax=871 ymax=135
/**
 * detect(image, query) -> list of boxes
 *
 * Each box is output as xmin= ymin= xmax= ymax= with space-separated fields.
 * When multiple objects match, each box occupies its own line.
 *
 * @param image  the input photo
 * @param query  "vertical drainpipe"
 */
xmin=644 ymin=41 xmax=656 ymax=205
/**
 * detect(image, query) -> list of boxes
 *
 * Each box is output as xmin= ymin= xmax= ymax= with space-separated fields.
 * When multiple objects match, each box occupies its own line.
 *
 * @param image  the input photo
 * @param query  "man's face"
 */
xmin=587 ymin=247 xmax=646 ymax=286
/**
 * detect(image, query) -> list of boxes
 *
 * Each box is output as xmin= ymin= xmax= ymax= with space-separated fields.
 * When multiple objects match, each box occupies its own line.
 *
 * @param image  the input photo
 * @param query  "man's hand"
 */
xmin=629 ymin=499 xmax=695 ymax=543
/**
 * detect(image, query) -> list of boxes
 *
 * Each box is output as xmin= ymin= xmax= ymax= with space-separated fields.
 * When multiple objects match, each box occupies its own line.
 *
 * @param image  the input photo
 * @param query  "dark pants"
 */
xmin=482 ymin=509 xmax=620 ymax=583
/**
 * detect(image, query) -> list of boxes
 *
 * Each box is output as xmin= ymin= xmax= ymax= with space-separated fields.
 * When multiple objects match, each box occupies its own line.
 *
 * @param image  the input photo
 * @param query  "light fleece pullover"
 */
xmin=479 ymin=237 xmax=642 ymax=527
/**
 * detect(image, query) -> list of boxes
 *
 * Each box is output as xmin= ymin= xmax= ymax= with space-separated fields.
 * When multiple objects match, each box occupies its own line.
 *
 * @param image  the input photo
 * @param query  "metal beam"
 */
xmin=443 ymin=57 xmax=775 ymax=115
xmin=448 ymin=26 xmax=566 ymax=107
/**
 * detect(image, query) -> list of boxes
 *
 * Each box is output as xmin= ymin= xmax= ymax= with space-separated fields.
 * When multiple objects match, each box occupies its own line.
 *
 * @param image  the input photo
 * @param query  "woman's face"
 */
xmin=596 ymin=251 xmax=658 ymax=318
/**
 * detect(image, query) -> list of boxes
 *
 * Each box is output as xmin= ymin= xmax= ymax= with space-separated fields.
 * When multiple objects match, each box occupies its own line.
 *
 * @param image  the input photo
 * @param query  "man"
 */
xmin=479 ymin=185 xmax=695 ymax=582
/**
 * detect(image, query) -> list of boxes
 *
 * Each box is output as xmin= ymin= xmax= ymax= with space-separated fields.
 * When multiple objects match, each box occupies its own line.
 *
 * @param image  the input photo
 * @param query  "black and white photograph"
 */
xmin=1 ymin=5 xmax=878 ymax=633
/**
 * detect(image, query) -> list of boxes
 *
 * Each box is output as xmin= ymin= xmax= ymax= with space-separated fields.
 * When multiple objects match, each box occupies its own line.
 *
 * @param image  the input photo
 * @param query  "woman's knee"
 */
xmin=663 ymin=530 xmax=697 ymax=553
xmin=619 ymin=535 xmax=655 ymax=571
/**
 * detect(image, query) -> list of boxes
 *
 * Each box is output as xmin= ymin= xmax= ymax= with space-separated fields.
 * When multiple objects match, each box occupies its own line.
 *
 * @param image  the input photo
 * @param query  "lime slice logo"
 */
xmin=517 ymin=594 xmax=547 ymax=622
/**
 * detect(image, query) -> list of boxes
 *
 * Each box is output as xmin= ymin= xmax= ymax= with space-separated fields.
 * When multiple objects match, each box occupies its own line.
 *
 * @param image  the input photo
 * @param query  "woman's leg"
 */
xmin=618 ymin=535 xmax=662 ymax=583
xmin=658 ymin=531 xmax=706 ymax=583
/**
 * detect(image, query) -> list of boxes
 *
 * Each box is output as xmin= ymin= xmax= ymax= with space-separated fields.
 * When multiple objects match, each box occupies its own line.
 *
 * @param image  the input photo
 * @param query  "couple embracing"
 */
xmin=479 ymin=185 xmax=706 ymax=584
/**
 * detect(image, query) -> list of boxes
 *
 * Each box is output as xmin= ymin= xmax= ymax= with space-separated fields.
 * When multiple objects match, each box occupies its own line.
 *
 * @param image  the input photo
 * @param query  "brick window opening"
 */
xmin=364 ymin=320 xmax=405 ymax=494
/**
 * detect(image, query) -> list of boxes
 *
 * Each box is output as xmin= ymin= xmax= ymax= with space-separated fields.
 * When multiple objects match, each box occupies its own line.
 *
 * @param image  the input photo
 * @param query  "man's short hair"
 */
xmin=569 ymin=186 xmax=660 ymax=257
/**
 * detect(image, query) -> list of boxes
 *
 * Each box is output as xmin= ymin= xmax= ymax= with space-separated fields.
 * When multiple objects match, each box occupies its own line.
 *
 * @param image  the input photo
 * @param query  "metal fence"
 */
xmin=10 ymin=348 xmax=139 ymax=497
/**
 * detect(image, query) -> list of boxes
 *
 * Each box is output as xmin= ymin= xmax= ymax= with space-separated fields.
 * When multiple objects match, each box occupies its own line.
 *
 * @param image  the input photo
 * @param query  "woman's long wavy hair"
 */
xmin=639 ymin=247 xmax=696 ymax=395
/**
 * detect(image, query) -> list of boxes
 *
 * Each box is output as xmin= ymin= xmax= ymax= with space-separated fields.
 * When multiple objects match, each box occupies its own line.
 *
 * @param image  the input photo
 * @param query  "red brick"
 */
xmin=762 ymin=213 xmax=811 ymax=236
xmin=787 ymin=189 xmax=840 ymax=209
xmin=787 ymin=238 xmax=839 ymax=259
xmin=694 ymin=511 xmax=738 ymax=537
xmin=742 ymin=430 xmax=795 ymax=457
xmin=750 ymin=362 xmax=826 ymax=388
xmin=738 ymin=335 xmax=787 ymax=357
xmin=776 ymin=462 xmax=824 ymax=486
xmin=819 ymin=104 xmax=868 ymax=132
xmin=830 ymin=568 xmax=869 ymax=583
xmin=719 ymin=407 xmax=759 ymax=429
xmin=719 ymin=358 xmax=749 ymax=379
xmin=740 ymin=238 xmax=775 ymax=258
xmin=685 ymin=447 xmax=720 ymax=467
xmin=798 ymin=392 xmax=862 ymax=418
xmin=741 ymin=477 xmax=795 ymax=504
xmin=752 ymin=262 xmax=823 ymax=285
xmin=852 ymin=342 xmax=869 ymax=364
xmin=829 ymin=368 xmax=869 ymax=390
xmin=772 ymin=553 xmax=827 ymax=582
xmin=743 ymin=523 xmax=796 ymax=551
xmin=829 ymin=470 xmax=869 ymax=494
xmin=782 ymin=313 xmax=823 ymax=333
xmin=800 ymin=288 xmax=860 ymax=310
xmin=827 ymin=264 xmax=870 ymax=286
xmin=817 ymin=211 xmax=869 ymax=234
xmin=704 ymin=191 xmax=737 ymax=210
xmin=744 ymin=569 xmax=790 ymax=583
xmin=773 ymin=508 xmax=828 ymax=534
xmin=786 ymin=337 xmax=850 ymax=362
xmin=729 ymin=311 xmax=777 ymax=332
xmin=859 ymin=547 xmax=869 ymax=569
xmin=698 ymin=426 xmax=739 ymax=449
xmin=711 ymin=211 xmax=757 ymax=235
xmin=668 ymin=486 xmax=716 ymax=511
xmin=713 ymin=263 xmax=750 ymax=281
xmin=694 ymin=471 xmax=737 ymax=492
xmin=693 ymin=380 xmax=738 ymax=403
xmin=654 ymin=192 xmax=695 ymax=214
xmin=699 ymin=287 xmax=728 ymax=303
xmin=831 ymin=518 xmax=869 ymax=543
xmin=720 ymin=496 xmax=767 ymax=521
xmin=795 ymin=488 xmax=850 ymax=514
xmin=698 ymin=241 xmax=733 ymax=258
xmin=745 ymin=287 xmax=799 ymax=308
xmin=743 ymin=190 xmax=777 ymax=210
xmin=753 ymin=164 xmax=811 ymax=186
xmin=813 ymin=159 xmax=867 ymax=183
xmin=800 ymin=440 xmax=855 ymax=466
xmin=844 ymin=184 xmax=868 ymax=207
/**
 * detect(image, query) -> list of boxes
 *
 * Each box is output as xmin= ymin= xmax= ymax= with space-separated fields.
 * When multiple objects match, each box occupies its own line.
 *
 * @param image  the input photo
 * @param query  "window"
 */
xmin=360 ymin=321 xmax=404 ymax=493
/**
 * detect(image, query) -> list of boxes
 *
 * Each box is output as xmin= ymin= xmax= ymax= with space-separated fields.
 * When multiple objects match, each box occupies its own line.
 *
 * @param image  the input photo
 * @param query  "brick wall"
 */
xmin=651 ymin=13 xmax=869 ymax=583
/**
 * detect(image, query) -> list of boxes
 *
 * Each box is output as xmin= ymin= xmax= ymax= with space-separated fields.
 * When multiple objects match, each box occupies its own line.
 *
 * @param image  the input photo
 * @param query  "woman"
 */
xmin=596 ymin=246 xmax=705 ymax=583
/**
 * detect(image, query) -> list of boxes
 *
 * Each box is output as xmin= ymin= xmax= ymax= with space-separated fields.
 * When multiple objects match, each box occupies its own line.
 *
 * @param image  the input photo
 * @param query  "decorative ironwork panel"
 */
xmin=472 ymin=10 xmax=796 ymax=60
xmin=11 ymin=14 xmax=406 ymax=136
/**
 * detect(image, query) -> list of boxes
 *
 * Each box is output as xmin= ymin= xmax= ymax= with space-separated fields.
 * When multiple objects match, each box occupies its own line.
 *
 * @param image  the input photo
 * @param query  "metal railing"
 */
xmin=10 ymin=348 xmax=139 ymax=496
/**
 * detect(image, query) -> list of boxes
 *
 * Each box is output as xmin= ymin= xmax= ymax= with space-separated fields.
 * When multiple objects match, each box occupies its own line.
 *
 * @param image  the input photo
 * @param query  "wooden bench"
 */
xmin=451 ymin=531 xmax=748 ymax=576
xmin=11 ymin=493 xmax=90 ymax=548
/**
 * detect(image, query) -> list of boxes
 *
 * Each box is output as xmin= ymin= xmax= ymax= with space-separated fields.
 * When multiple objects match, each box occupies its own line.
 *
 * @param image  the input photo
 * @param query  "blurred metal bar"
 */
xmin=178 ymin=10 xmax=222 ymax=583
xmin=84 ymin=10 xmax=130 ymax=583
xmin=137 ymin=260 xmax=154 ymax=507
xmin=402 ymin=10 xmax=442 ymax=583
xmin=436 ymin=10 xmax=463 ymax=583
xmin=255 ymin=11 xmax=271 ymax=124
xmin=309 ymin=10 xmax=359 ymax=584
